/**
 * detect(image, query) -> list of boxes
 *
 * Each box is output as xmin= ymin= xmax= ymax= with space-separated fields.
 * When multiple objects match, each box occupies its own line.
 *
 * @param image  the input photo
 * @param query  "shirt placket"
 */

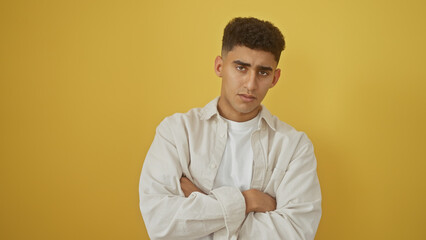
xmin=250 ymin=122 xmax=269 ymax=190
xmin=206 ymin=118 xmax=228 ymax=191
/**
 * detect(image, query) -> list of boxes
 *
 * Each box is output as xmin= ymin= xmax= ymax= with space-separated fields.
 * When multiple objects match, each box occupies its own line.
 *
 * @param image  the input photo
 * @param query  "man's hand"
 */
xmin=242 ymin=189 xmax=276 ymax=214
xmin=180 ymin=176 xmax=206 ymax=197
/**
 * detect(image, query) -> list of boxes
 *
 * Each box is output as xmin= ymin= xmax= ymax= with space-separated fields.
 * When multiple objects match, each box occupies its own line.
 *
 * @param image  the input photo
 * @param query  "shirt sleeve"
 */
xmin=139 ymin=119 xmax=246 ymax=240
xmin=238 ymin=137 xmax=322 ymax=240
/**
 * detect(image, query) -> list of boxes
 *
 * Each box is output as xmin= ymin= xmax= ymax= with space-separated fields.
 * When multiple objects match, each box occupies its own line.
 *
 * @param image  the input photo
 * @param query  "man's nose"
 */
xmin=245 ymin=70 xmax=257 ymax=91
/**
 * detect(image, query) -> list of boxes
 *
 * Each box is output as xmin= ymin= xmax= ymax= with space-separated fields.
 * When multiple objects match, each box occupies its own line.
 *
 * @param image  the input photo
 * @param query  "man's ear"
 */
xmin=271 ymin=68 xmax=281 ymax=88
xmin=214 ymin=56 xmax=223 ymax=77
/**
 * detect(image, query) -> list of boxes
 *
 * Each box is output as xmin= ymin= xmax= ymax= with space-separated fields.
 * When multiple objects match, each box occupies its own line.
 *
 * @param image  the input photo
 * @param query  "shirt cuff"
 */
xmin=210 ymin=186 xmax=246 ymax=238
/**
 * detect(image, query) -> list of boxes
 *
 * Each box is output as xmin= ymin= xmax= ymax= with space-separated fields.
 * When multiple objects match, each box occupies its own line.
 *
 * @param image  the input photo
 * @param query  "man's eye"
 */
xmin=259 ymin=71 xmax=269 ymax=76
xmin=236 ymin=66 xmax=246 ymax=71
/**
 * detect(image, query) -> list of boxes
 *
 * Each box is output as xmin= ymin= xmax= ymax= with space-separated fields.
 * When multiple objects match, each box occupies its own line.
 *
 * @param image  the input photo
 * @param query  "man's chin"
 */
xmin=235 ymin=105 xmax=261 ymax=115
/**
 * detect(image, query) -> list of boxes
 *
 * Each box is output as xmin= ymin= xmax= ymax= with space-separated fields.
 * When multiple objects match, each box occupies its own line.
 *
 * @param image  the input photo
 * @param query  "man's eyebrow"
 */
xmin=233 ymin=60 xmax=273 ymax=71
xmin=258 ymin=66 xmax=273 ymax=71
xmin=233 ymin=60 xmax=251 ymax=67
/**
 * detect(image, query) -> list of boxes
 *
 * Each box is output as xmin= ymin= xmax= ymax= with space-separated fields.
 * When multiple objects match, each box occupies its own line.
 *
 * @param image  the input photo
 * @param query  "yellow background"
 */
xmin=1 ymin=0 xmax=425 ymax=239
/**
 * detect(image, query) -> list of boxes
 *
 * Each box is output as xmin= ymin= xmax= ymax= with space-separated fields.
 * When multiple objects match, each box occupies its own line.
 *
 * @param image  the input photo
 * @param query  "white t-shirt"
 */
xmin=213 ymin=114 xmax=260 ymax=191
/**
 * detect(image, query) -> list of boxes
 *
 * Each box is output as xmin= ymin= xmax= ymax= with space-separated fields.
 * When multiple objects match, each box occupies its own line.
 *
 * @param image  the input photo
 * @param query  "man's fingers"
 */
xmin=180 ymin=177 xmax=192 ymax=197
xmin=180 ymin=176 xmax=188 ymax=184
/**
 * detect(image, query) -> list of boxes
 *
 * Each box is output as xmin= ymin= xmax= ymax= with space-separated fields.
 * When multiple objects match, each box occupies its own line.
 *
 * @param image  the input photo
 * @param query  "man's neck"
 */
xmin=217 ymin=98 xmax=261 ymax=122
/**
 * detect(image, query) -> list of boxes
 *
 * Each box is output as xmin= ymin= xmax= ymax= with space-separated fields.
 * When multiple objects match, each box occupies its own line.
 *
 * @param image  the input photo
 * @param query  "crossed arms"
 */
xmin=180 ymin=176 xmax=276 ymax=215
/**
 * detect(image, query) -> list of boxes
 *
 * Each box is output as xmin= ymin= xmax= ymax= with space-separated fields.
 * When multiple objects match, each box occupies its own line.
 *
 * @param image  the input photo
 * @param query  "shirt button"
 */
xmin=210 ymin=163 xmax=216 ymax=169
xmin=221 ymin=133 xmax=226 ymax=138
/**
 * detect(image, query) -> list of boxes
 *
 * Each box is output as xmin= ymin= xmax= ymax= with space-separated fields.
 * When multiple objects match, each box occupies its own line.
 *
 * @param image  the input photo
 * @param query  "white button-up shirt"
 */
xmin=139 ymin=97 xmax=322 ymax=240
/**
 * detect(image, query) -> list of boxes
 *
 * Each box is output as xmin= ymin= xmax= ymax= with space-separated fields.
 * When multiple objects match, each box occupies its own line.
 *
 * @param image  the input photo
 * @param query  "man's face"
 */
xmin=215 ymin=46 xmax=281 ymax=122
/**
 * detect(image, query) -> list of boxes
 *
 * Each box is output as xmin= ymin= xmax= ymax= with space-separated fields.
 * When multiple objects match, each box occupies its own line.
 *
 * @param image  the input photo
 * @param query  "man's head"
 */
xmin=215 ymin=17 xmax=285 ymax=122
xmin=221 ymin=17 xmax=285 ymax=63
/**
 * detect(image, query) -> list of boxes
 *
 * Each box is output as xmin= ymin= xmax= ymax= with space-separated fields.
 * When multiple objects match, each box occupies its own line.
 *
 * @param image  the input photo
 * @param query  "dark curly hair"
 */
xmin=222 ymin=17 xmax=285 ymax=63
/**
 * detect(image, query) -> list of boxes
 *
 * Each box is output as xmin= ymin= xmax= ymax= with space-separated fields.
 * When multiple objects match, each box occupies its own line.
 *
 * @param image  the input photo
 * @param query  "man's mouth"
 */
xmin=238 ymin=94 xmax=256 ymax=102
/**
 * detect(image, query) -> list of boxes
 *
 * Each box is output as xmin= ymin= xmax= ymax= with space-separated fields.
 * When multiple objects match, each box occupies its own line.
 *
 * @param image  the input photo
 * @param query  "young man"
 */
xmin=139 ymin=17 xmax=321 ymax=240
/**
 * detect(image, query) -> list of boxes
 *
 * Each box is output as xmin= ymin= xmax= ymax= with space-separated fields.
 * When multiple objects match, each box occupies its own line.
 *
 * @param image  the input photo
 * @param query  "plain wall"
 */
xmin=1 ymin=0 xmax=425 ymax=239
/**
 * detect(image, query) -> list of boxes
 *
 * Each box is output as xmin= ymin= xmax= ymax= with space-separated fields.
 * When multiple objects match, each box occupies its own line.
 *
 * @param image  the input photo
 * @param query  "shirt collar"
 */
xmin=200 ymin=97 xmax=277 ymax=131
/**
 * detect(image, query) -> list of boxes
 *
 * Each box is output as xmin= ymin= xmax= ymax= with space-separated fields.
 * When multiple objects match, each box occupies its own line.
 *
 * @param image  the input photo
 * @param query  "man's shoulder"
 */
xmin=154 ymin=105 xmax=212 ymax=143
xmin=265 ymin=110 xmax=312 ymax=146
xmin=159 ymin=98 xmax=219 ymax=127
xmin=164 ymin=107 xmax=204 ymax=124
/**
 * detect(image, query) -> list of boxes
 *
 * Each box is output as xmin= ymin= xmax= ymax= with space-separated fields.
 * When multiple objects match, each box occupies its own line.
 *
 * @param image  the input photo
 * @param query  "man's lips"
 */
xmin=238 ymin=94 xmax=256 ymax=102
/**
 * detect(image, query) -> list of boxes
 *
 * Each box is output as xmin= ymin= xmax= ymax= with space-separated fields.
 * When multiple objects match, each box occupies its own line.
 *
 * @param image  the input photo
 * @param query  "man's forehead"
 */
xmin=223 ymin=46 xmax=277 ymax=68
